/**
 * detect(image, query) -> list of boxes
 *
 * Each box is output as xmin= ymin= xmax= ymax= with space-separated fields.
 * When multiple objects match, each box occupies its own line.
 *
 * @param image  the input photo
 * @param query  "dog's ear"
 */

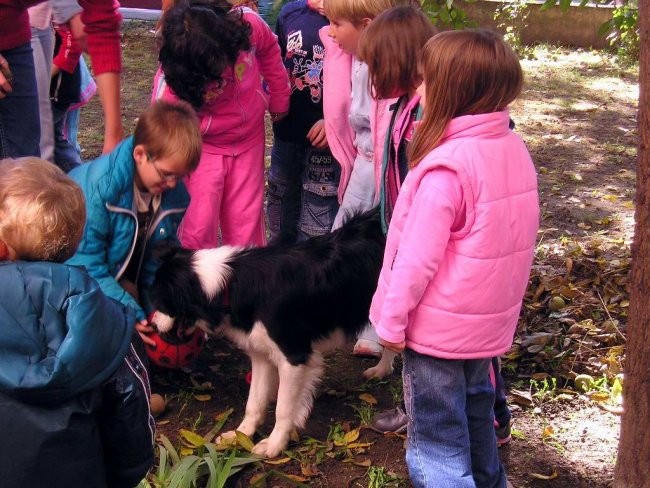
xmin=153 ymin=239 xmax=183 ymax=263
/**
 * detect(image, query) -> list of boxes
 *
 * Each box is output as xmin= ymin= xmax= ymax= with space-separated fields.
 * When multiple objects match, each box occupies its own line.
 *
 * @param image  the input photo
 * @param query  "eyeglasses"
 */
xmin=150 ymin=156 xmax=183 ymax=183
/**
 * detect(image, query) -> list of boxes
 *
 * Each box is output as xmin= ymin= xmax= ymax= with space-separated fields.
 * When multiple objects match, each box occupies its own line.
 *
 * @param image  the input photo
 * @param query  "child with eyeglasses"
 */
xmin=66 ymin=100 xmax=202 ymax=352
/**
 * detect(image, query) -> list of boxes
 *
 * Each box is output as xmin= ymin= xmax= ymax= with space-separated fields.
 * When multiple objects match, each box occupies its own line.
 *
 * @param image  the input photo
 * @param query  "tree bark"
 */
xmin=614 ymin=1 xmax=650 ymax=486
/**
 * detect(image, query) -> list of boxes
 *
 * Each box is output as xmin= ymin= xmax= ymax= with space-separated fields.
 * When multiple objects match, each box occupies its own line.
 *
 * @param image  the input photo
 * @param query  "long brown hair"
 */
xmin=408 ymin=29 xmax=523 ymax=168
xmin=357 ymin=5 xmax=437 ymax=99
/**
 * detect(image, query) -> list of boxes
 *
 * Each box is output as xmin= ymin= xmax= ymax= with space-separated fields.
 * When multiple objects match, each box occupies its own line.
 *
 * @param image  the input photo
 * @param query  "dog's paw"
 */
xmin=251 ymin=437 xmax=287 ymax=459
xmin=215 ymin=430 xmax=238 ymax=446
xmin=362 ymin=363 xmax=393 ymax=379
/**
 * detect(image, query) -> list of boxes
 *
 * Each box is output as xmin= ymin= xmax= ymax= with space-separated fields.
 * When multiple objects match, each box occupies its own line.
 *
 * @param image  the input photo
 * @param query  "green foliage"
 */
xmin=138 ymin=409 xmax=261 ymax=488
xmin=493 ymin=0 xmax=535 ymax=58
xmin=139 ymin=434 xmax=261 ymax=488
xmin=348 ymin=402 xmax=375 ymax=425
xmin=366 ymin=465 xmax=408 ymax=488
xmin=530 ymin=377 xmax=558 ymax=404
xmin=539 ymin=0 xmax=639 ymax=63
xmin=421 ymin=0 xmax=476 ymax=29
xmin=598 ymin=4 xmax=639 ymax=64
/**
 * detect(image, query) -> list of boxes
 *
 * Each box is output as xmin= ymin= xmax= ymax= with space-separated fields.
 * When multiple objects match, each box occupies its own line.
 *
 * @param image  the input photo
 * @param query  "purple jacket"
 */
xmin=370 ymin=110 xmax=539 ymax=359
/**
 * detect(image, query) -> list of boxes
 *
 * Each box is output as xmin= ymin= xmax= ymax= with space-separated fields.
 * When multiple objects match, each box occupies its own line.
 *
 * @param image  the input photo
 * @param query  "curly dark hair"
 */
xmin=159 ymin=0 xmax=252 ymax=109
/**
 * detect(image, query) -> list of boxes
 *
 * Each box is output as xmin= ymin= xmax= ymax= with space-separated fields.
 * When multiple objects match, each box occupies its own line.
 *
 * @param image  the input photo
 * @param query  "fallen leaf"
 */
xmin=284 ymin=474 xmax=309 ymax=482
xmin=235 ymin=431 xmax=255 ymax=452
xmin=300 ymin=463 xmax=320 ymax=477
xmin=343 ymin=429 xmax=360 ymax=444
xmin=542 ymin=425 xmax=555 ymax=439
xmin=264 ymin=457 xmax=292 ymax=465
xmin=359 ymin=393 xmax=378 ymax=405
xmin=193 ymin=394 xmax=212 ymax=402
xmin=347 ymin=442 xmax=373 ymax=449
xmin=530 ymin=470 xmax=558 ymax=480
xmin=179 ymin=447 xmax=194 ymax=456
xmin=510 ymin=389 xmax=534 ymax=407
xmin=179 ymin=429 xmax=206 ymax=448
xmin=352 ymin=458 xmax=372 ymax=467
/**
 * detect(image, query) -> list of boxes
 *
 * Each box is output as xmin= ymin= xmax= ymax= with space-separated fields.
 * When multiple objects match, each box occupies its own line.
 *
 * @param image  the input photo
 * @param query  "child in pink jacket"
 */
xmin=154 ymin=0 xmax=290 ymax=248
xmin=370 ymin=30 xmax=539 ymax=487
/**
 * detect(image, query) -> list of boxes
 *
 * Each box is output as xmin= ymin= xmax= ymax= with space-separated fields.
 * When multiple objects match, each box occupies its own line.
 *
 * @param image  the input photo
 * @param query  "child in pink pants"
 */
xmin=153 ymin=0 xmax=289 ymax=248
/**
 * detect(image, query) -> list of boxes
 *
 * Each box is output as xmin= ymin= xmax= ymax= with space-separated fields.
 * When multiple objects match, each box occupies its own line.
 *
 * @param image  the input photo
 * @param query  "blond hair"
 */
xmin=409 ymin=29 xmax=523 ymax=168
xmin=133 ymin=100 xmax=203 ymax=172
xmin=0 ymin=158 xmax=86 ymax=262
xmin=358 ymin=5 xmax=436 ymax=99
xmin=324 ymin=0 xmax=411 ymax=24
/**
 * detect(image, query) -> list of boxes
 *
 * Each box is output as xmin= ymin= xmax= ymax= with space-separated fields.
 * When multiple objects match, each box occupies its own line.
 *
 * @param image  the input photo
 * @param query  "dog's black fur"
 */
xmin=149 ymin=208 xmax=392 ymax=457
xmin=150 ymin=208 xmax=385 ymax=364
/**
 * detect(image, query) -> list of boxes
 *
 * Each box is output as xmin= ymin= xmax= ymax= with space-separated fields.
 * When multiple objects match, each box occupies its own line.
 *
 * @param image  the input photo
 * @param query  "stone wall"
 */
xmin=457 ymin=0 xmax=615 ymax=49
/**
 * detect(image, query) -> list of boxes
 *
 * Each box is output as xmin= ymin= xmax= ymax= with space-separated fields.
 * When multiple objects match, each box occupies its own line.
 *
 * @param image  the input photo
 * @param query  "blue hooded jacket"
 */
xmin=0 ymin=261 xmax=154 ymax=487
xmin=66 ymin=136 xmax=190 ymax=321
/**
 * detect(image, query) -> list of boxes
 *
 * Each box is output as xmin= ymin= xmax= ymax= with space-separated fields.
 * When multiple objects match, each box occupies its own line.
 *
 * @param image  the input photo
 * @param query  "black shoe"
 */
xmin=370 ymin=406 xmax=408 ymax=434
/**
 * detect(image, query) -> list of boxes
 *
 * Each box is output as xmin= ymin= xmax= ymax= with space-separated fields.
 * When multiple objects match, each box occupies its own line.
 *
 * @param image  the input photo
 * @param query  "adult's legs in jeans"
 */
xmin=0 ymin=43 xmax=40 ymax=158
xmin=266 ymin=138 xmax=308 ymax=242
xmin=30 ymin=25 xmax=55 ymax=161
xmin=402 ymin=349 xmax=506 ymax=488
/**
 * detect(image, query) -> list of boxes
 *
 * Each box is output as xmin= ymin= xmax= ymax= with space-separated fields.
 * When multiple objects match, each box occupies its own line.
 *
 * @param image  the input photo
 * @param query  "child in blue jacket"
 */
xmin=66 ymin=100 xmax=202 ymax=347
xmin=0 ymin=156 xmax=154 ymax=488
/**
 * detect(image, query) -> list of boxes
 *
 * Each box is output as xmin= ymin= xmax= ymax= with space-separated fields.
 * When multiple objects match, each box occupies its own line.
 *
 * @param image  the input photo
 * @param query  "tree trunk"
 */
xmin=614 ymin=1 xmax=650 ymax=486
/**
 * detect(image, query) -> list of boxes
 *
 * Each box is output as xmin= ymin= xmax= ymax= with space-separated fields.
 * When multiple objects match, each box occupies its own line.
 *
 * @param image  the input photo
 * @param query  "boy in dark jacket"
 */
xmin=0 ymin=157 xmax=154 ymax=488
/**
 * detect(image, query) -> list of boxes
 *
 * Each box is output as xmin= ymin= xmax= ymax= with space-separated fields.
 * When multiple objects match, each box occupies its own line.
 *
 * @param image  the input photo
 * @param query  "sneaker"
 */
xmin=353 ymin=339 xmax=383 ymax=359
xmin=370 ymin=406 xmax=408 ymax=434
xmin=495 ymin=419 xmax=511 ymax=447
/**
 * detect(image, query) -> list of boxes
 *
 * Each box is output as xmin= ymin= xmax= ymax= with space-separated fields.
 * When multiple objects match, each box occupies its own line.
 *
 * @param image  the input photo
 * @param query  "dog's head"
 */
xmin=150 ymin=241 xmax=235 ymax=336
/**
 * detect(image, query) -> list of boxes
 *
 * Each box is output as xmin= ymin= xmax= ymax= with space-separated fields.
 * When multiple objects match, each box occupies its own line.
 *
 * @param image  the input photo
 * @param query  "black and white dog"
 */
xmin=149 ymin=209 xmax=396 ymax=458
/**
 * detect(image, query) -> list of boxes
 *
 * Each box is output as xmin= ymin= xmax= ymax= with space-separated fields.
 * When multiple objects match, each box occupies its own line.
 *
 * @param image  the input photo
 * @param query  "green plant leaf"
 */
xmin=159 ymin=434 xmax=181 ymax=465
xmin=167 ymin=455 xmax=200 ymax=488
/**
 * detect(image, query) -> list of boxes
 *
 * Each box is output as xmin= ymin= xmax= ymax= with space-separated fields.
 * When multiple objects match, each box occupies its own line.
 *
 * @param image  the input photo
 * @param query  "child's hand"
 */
xmin=379 ymin=338 xmax=406 ymax=353
xmin=68 ymin=13 xmax=87 ymax=51
xmin=0 ymin=55 xmax=13 ymax=99
xmin=270 ymin=111 xmax=288 ymax=123
xmin=135 ymin=319 xmax=157 ymax=347
xmin=307 ymin=119 xmax=328 ymax=149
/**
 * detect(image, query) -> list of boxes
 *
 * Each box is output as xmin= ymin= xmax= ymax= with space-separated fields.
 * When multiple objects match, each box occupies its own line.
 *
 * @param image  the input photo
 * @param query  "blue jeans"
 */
xmin=52 ymin=103 xmax=81 ymax=172
xmin=403 ymin=349 xmax=506 ymax=488
xmin=0 ymin=42 xmax=40 ymax=158
xmin=266 ymin=138 xmax=340 ymax=242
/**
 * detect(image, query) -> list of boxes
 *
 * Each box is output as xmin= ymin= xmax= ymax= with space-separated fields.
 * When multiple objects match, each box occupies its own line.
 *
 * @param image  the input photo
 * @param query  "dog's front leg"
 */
xmin=363 ymin=348 xmax=397 ymax=379
xmin=252 ymin=356 xmax=322 ymax=458
xmin=218 ymin=351 xmax=278 ymax=443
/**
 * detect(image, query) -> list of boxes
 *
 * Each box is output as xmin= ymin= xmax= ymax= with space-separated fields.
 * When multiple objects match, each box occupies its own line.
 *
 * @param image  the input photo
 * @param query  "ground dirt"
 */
xmin=78 ymin=22 xmax=638 ymax=487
